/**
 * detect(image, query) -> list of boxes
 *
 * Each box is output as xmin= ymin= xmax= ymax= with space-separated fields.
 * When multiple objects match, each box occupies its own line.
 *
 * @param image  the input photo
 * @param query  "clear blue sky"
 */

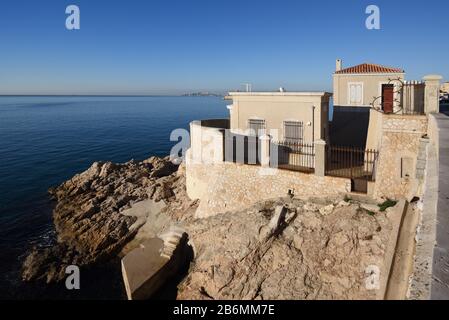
xmin=0 ymin=0 xmax=448 ymax=95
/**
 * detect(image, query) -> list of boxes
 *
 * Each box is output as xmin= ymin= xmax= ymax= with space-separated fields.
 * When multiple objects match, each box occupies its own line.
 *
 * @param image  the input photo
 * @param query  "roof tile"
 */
xmin=335 ymin=63 xmax=404 ymax=74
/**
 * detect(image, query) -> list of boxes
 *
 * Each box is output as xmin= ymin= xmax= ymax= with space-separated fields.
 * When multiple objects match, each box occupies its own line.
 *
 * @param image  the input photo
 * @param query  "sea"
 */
xmin=0 ymin=96 xmax=228 ymax=299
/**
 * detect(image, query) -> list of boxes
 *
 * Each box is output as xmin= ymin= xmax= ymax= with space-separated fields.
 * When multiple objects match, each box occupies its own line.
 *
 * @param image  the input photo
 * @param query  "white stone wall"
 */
xmin=190 ymin=121 xmax=225 ymax=165
xmin=186 ymin=159 xmax=351 ymax=218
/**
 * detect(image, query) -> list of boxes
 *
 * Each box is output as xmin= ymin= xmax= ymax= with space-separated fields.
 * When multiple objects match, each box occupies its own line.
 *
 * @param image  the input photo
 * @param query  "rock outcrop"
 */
xmin=22 ymin=156 xmax=197 ymax=283
xmin=177 ymin=197 xmax=394 ymax=300
xmin=22 ymin=154 xmax=398 ymax=301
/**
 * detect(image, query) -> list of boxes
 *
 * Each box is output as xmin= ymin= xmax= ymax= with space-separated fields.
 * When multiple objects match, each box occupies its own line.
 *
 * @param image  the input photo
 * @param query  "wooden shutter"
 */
xmin=349 ymin=83 xmax=363 ymax=105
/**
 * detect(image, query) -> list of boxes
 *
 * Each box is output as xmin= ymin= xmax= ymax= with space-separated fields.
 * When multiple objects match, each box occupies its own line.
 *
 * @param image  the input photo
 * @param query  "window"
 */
xmin=247 ymin=119 xmax=266 ymax=136
xmin=348 ymin=83 xmax=363 ymax=105
xmin=283 ymin=121 xmax=303 ymax=142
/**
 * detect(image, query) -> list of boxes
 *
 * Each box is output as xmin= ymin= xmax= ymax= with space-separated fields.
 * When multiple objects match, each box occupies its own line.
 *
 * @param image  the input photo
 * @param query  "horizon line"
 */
xmin=0 ymin=94 xmax=226 ymax=97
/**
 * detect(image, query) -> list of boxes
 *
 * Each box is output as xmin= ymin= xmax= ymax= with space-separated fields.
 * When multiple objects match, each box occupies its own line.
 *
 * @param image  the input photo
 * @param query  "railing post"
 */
xmin=350 ymin=148 xmax=353 ymax=179
xmin=259 ymin=134 xmax=271 ymax=168
xmin=314 ymin=139 xmax=326 ymax=177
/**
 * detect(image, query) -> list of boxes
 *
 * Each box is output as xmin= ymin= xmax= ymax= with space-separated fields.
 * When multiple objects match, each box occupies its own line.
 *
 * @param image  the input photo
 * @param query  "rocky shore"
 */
xmin=22 ymin=156 xmax=399 ymax=300
xmin=22 ymin=156 xmax=197 ymax=283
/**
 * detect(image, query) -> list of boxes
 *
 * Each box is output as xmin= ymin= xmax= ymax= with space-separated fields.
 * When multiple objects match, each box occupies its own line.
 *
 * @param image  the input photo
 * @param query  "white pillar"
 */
xmin=227 ymin=104 xmax=234 ymax=130
xmin=314 ymin=139 xmax=326 ymax=177
xmin=259 ymin=134 xmax=271 ymax=168
xmin=190 ymin=121 xmax=202 ymax=164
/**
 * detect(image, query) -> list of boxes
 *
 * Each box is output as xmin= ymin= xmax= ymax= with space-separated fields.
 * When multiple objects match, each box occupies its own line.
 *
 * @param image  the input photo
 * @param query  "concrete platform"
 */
xmin=121 ymin=238 xmax=169 ymax=300
xmin=121 ymin=227 xmax=189 ymax=300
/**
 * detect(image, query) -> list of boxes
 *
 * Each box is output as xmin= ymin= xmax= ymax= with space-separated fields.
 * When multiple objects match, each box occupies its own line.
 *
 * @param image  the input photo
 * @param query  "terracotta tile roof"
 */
xmin=335 ymin=63 xmax=404 ymax=74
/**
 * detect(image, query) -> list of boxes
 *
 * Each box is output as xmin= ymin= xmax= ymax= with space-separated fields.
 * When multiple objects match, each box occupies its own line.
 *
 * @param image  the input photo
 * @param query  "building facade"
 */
xmin=331 ymin=60 xmax=406 ymax=148
xmin=226 ymin=92 xmax=332 ymax=143
xmin=333 ymin=60 xmax=405 ymax=111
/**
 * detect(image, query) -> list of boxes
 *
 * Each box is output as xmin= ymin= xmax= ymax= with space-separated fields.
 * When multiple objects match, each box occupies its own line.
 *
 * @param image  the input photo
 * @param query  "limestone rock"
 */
xmin=360 ymin=203 xmax=380 ymax=213
xmin=336 ymin=200 xmax=351 ymax=208
xmin=259 ymin=206 xmax=287 ymax=241
xmin=319 ymin=204 xmax=334 ymax=216
xmin=22 ymin=156 xmax=196 ymax=283
xmin=177 ymin=197 xmax=393 ymax=300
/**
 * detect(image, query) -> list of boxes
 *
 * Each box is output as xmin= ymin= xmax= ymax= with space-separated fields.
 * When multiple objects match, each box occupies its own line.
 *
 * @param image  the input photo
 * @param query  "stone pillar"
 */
xmin=259 ymin=134 xmax=271 ymax=168
xmin=314 ymin=139 xmax=326 ymax=177
xmin=423 ymin=75 xmax=443 ymax=114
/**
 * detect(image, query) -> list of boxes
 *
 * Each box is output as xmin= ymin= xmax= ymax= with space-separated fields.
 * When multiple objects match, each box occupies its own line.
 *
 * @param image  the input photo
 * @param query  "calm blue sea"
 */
xmin=0 ymin=96 xmax=228 ymax=299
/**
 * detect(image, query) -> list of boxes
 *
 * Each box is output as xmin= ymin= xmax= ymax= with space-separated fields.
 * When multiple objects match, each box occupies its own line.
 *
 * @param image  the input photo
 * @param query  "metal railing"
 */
xmin=325 ymin=146 xmax=378 ymax=181
xmin=402 ymin=81 xmax=425 ymax=115
xmin=224 ymin=133 xmax=260 ymax=165
xmin=270 ymin=140 xmax=315 ymax=173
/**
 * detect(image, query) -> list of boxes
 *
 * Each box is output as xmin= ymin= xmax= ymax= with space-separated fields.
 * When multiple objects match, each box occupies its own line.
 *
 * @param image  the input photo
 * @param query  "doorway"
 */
xmin=382 ymin=84 xmax=394 ymax=114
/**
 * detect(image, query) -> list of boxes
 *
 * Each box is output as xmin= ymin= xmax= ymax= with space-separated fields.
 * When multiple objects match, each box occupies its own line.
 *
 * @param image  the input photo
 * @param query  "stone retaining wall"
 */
xmin=186 ymin=152 xmax=351 ymax=218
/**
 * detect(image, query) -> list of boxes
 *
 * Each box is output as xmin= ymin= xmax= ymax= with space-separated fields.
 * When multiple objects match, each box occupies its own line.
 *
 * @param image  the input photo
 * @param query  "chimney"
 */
xmin=336 ymin=59 xmax=342 ymax=72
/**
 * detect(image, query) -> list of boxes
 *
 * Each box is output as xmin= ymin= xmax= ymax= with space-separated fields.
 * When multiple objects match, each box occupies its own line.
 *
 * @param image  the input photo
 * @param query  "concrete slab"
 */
xmin=121 ymin=238 xmax=169 ymax=300
xmin=120 ymin=198 xmax=174 ymax=252
xmin=121 ymin=198 xmax=167 ymax=231
xmin=121 ymin=227 xmax=190 ymax=300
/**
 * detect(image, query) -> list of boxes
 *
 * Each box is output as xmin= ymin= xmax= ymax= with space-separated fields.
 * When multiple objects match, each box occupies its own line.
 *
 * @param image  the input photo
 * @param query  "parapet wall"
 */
xmin=190 ymin=119 xmax=228 ymax=165
xmin=408 ymin=113 xmax=439 ymax=299
xmin=411 ymin=113 xmax=449 ymax=300
xmin=381 ymin=115 xmax=428 ymax=133
xmin=373 ymin=114 xmax=428 ymax=200
xmin=186 ymin=152 xmax=351 ymax=218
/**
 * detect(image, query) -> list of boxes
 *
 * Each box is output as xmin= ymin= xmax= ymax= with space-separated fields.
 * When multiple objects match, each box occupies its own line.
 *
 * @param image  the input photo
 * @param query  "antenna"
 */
xmin=242 ymin=83 xmax=252 ymax=92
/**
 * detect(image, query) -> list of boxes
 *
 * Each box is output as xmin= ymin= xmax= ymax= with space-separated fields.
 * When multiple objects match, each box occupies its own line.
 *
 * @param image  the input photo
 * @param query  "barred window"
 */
xmin=284 ymin=121 xmax=303 ymax=142
xmin=247 ymin=119 xmax=266 ymax=136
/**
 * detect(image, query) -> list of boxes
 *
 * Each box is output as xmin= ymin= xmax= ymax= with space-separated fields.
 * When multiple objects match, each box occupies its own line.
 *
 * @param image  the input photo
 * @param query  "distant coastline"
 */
xmin=181 ymin=92 xmax=224 ymax=97
xmin=0 ymin=94 xmax=224 ymax=97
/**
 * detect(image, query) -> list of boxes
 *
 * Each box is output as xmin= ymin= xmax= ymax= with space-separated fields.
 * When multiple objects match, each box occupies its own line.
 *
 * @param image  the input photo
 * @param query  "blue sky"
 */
xmin=0 ymin=0 xmax=448 ymax=95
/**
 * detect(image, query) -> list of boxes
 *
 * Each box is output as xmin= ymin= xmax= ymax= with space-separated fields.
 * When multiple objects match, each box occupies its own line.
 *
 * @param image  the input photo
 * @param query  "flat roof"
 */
xmin=228 ymin=91 xmax=332 ymax=97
